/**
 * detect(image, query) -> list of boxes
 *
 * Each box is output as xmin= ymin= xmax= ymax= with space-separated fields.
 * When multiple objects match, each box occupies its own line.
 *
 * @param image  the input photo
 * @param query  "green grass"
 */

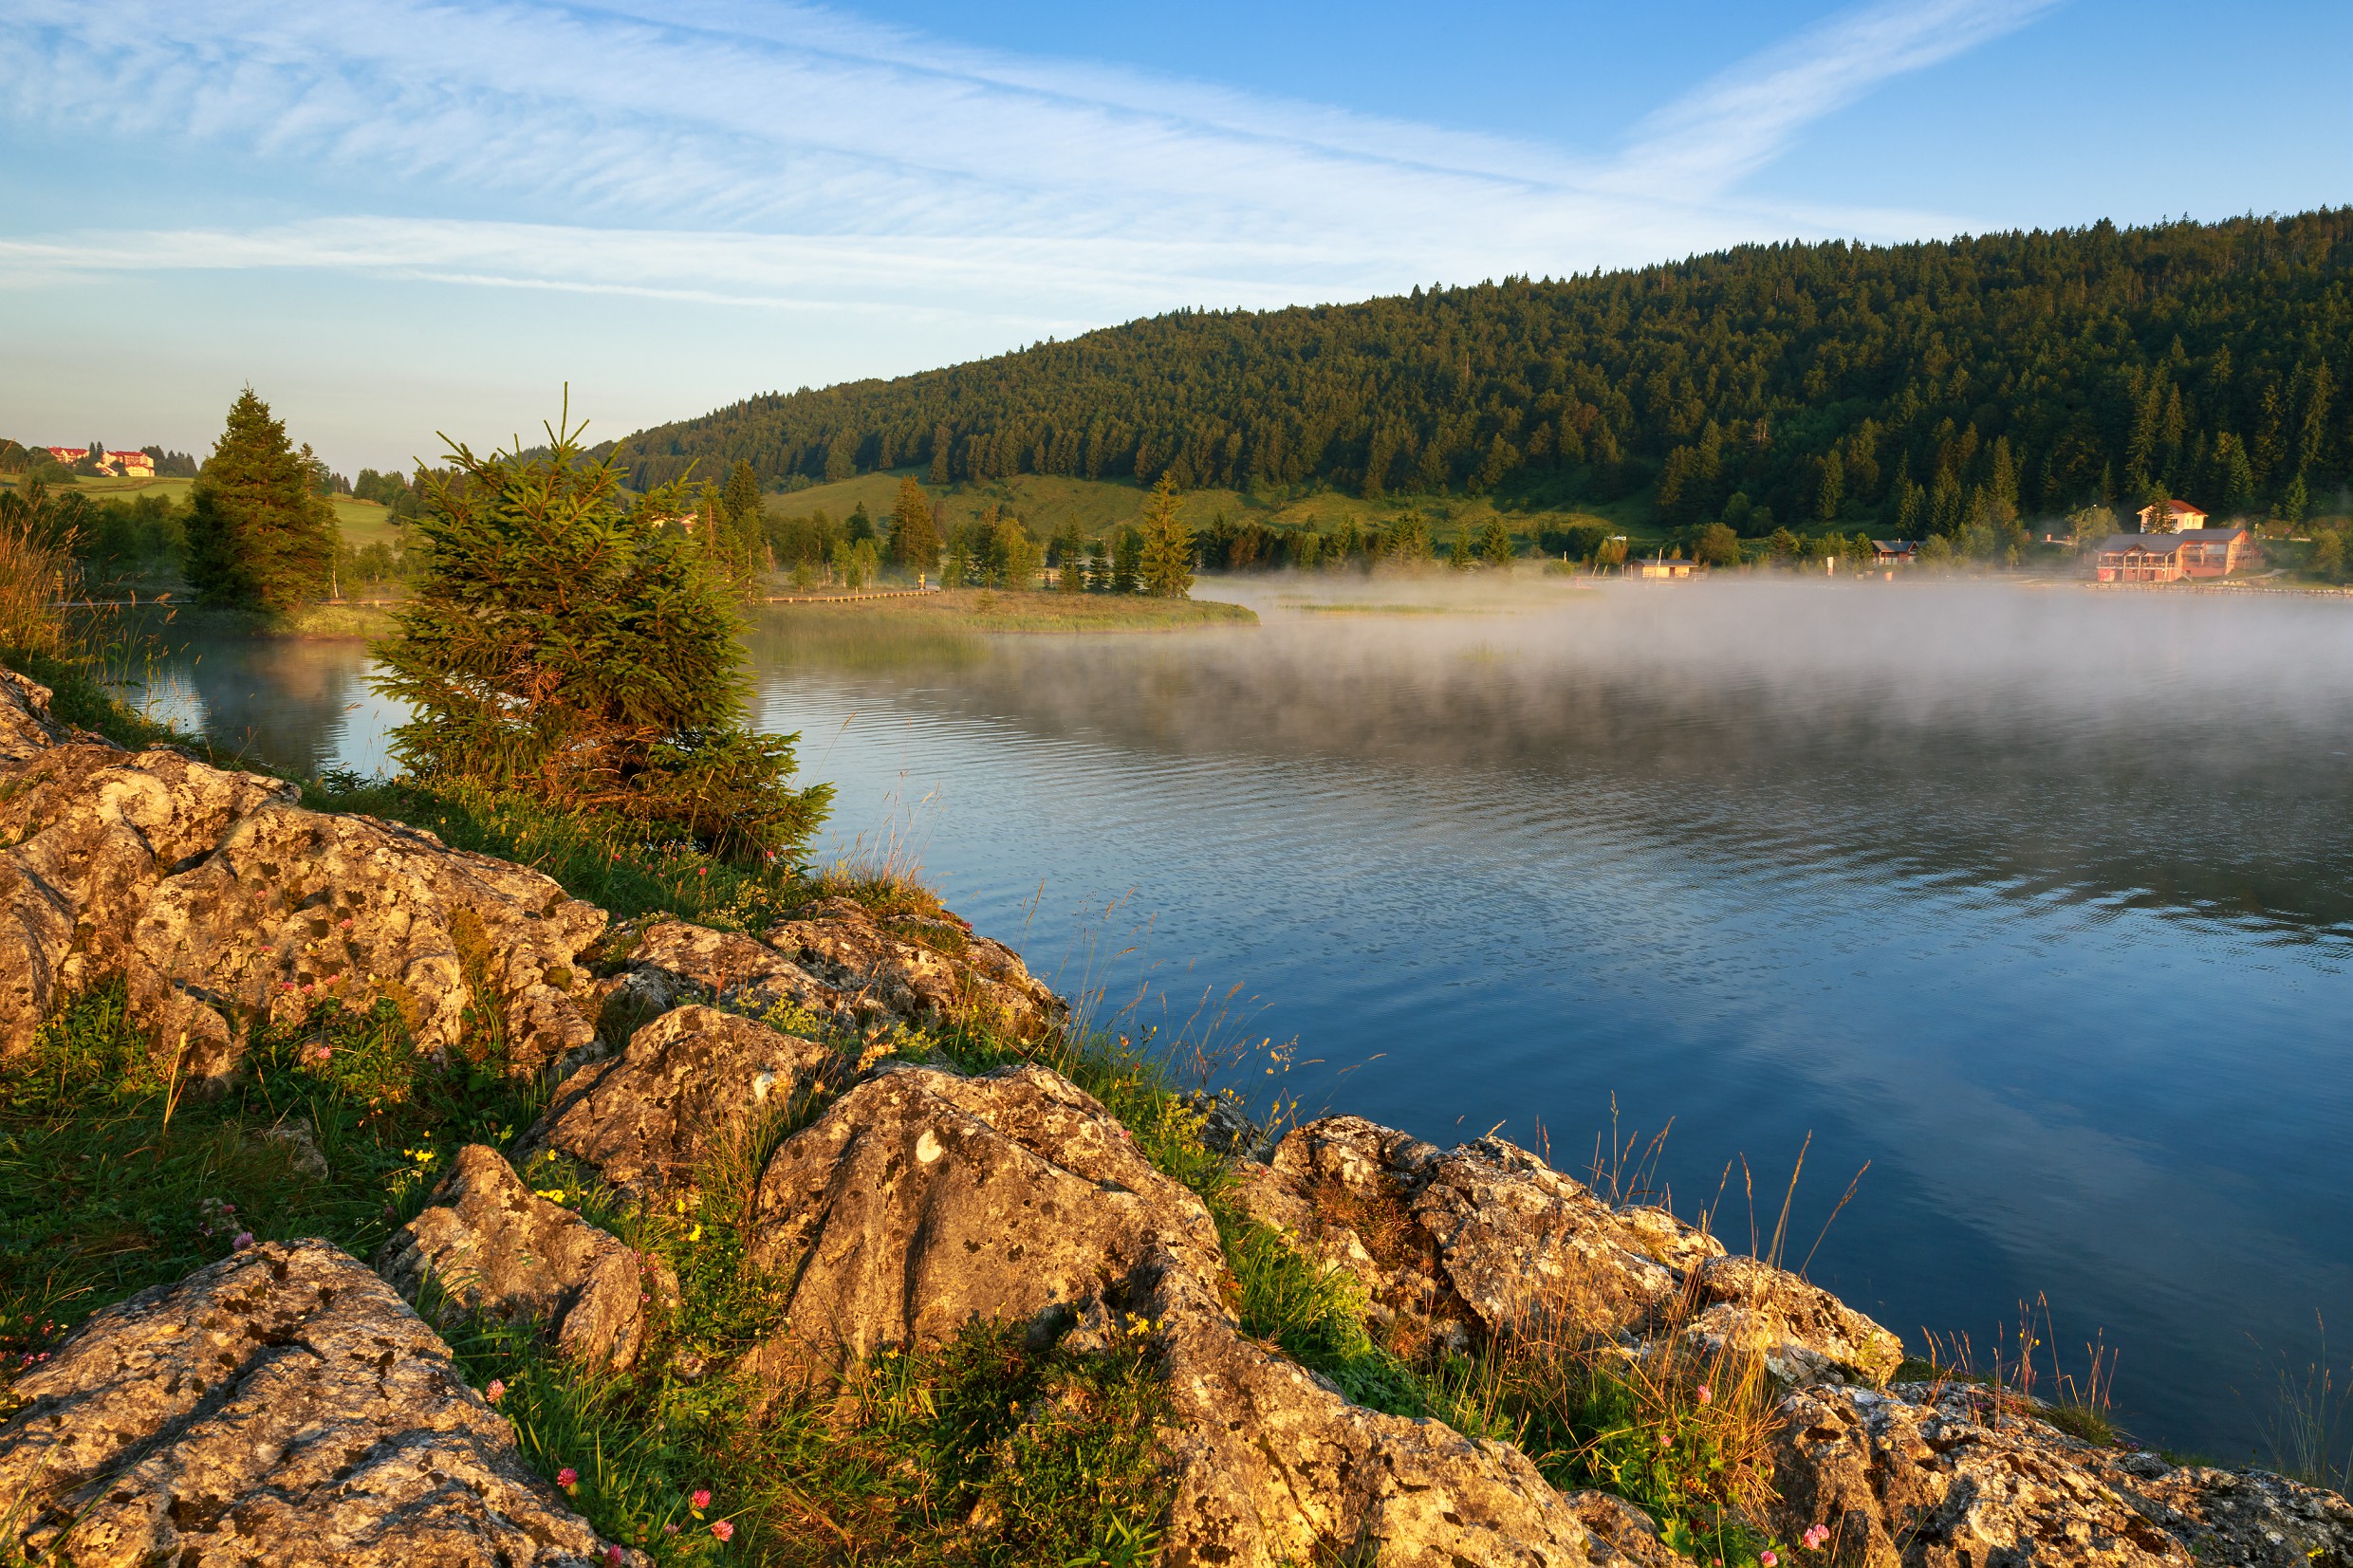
xmin=762 ymin=469 xmax=1671 ymax=552
xmin=0 ymin=986 xmax=550 ymax=1411
xmin=767 ymin=588 xmax=1256 ymax=635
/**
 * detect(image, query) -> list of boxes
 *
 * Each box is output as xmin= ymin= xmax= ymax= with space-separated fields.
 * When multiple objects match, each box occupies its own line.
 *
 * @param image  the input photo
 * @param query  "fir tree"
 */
xmin=1448 ymin=527 xmax=1473 ymax=569
xmin=721 ymin=460 xmax=767 ymax=572
xmin=889 ymin=476 xmax=940 ymax=575
xmin=1477 ymin=516 xmax=1514 ymax=567
xmin=370 ymin=408 xmax=830 ymax=864
xmin=1137 ymin=476 xmax=1195 ymax=599
xmin=184 ymin=389 xmax=336 ymax=612
xmin=1111 ymin=526 xmax=1142 ymax=595
xmin=1086 ymin=537 xmax=1110 ymax=591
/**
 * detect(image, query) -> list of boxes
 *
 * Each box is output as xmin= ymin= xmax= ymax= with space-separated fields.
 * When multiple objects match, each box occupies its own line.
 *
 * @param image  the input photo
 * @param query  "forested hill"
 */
xmin=609 ymin=210 xmax=2353 ymax=533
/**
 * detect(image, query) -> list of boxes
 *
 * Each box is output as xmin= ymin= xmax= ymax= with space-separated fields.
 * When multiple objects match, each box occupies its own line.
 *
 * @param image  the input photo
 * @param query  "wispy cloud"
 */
xmin=0 ymin=0 xmax=2053 ymax=323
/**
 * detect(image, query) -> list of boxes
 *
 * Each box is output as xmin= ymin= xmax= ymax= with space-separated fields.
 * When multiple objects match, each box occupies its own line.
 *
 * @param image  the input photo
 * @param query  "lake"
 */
xmin=137 ymin=579 xmax=2353 ymax=1465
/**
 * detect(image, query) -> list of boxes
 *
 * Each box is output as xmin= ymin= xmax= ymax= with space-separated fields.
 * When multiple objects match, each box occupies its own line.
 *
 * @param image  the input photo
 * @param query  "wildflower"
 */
xmin=691 ymin=1489 xmax=712 ymax=1511
xmin=1696 ymin=1383 xmax=1712 ymax=1405
xmin=1657 ymin=1430 xmax=1671 ymax=1448
xmin=1761 ymin=1554 xmax=1778 ymax=1567
xmin=709 ymin=1520 xmax=734 ymax=1543
xmin=662 ymin=1523 xmax=678 ymax=1536
xmin=232 ymin=1231 xmax=254 ymax=1250
xmin=486 ymin=1378 xmax=505 ymax=1404
xmin=696 ymin=866 xmax=707 ymax=877
xmin=688 ymin=1223 xmax=702 ymax=1243
xmin=605 ymin=1548 xmax=623 ymax=1566
xmin=558 ymin=1467 xmax=578 ymax=1489
xmin=1804 ymin=1524 xmax=1833 ymax=1551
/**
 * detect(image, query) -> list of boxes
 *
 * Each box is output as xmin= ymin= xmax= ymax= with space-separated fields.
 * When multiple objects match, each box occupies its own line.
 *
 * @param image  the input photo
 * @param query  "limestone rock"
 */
xmin=0 ymin=744 xmax=292 ymax=1060
xmin=518 ymin=1004 xmax=843 ymax=1203
xmin=1238 ymin=1117 xmax=1694 ymax=1357
xmin=744 ymin=1062 xmax=1623 ymax=1568
xmin=2120 ymin=1461 xmax=2353 ymax=1568
xmin=0 ymin=667 xmax=68 ymax=769
xmin=0 ymin=1238 xmax=639 ymax=1567
xmin=1685 ymin=1255 xmax=1904 ymax=1387
xmin=592 ymin=916 xmax=851 ymax=1042
xmin=377 ymin=1143 xmax=676 ymax=1371
xmin=1769 ymin=1380 xmax=2195 ymax=1568
xmin=766 ymin=895 xmax=1065 ymax=1041
xmin=128 ymin=802 xmax=606 ymax=1083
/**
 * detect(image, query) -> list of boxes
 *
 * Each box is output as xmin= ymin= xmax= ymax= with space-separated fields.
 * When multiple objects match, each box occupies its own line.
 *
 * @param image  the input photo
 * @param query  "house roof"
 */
xmin=1869 ymin=539 xmax=1918 ymax=552
xmin=2137 ymin=499 xmax=2208 ymax=516
xmin=2099 ymin=527 xmax=2247 ymax=555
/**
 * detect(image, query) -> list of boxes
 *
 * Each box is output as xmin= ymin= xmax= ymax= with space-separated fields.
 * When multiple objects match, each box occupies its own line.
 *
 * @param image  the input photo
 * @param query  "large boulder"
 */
xmin=128 ymin=802 xmax=607 ymax=1083
xmin=590 ymin=916 xmax=852 ymax=1042
xmin=517 ymin=1004 xmax=844 ymax=1204
xmin=1235 ymin=1116 xmax=1901 ymax=1386
xmin=743 ymin=1062 xmax=1629 ymax=1568
xmin=766 ymin=895 xmax=1065 ymax=1041
xmin=0 ymin=1239 xmax=639 ymax=1567
xmin=1769 ymin=1380 xmax=2353 ymax=1568
xmin=0 ymin=743 xmax=292 ymax=1060
xmin=377 ymin=1143 xmax=676 ymax=1371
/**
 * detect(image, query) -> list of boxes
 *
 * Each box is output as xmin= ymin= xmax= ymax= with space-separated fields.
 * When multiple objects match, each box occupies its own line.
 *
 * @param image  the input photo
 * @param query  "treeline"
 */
xmin=606 ymin=211 xmax=2352 ymax=536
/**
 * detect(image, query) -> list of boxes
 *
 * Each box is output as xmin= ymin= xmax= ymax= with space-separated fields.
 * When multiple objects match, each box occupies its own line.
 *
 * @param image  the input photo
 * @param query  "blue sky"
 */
xmin=2 ymin=0 xmax=2345 ymax=474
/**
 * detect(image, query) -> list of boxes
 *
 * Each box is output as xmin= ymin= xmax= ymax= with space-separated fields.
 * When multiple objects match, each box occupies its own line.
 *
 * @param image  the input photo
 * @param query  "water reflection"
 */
xmin=138 ymin=583 xmax=2353 ymax=1463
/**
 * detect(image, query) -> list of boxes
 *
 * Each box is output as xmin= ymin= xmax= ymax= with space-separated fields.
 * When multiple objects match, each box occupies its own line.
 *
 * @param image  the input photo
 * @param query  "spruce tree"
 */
xmin=1478 ymin=515 xmax=1515 ymax=566
xmin=1111 ymin=527 xmax=1142 ymax=594
xmin=721 ymin=460 xmax=768 ymax=573
xmin=1137 ymin=476 xmax=1195 ymax=598
xmin=184 ymin=389 xmax=337 ymax=612
xmin=371 ymin=409 xmax=830 ymax=864
xmin=889 ymin=476 xmax=940 ymax=576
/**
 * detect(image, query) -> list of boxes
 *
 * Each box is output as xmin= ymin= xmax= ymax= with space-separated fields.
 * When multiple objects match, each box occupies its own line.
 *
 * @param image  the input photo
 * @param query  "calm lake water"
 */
xmin=139 ymin=580 xmax=2353 ymax=1465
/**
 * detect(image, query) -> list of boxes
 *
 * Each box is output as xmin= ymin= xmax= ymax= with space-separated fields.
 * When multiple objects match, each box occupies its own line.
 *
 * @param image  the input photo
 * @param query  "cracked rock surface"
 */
xmin=519 ymin=1003 xmax=844 ymax=1204
xmin=766 ymin=895 xmax=1065 ymax=1041
xmin=742 ymin=1061 xmax=1624 ymax=1568
xmin=377 ymin=1143 xmax=677 ymax=1371
xmin=1768 ymin=1380 xmax=2353 ymax=1568
xmin=0 ymin=1238 xmax=639 ymax=1567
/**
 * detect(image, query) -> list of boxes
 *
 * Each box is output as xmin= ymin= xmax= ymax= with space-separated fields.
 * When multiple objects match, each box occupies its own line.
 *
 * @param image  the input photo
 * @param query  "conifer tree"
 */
xmin=1086 ymin=537 xmax=1110 ymax=591
xmin=1478 ymin=515 xmax=1515 ymax=566
xmin=1137 ymin=475 xmax=1194 ymax=598
xmin=1449 ymin=527 xmax=1473 ymax=569
xmin=721 ymin=460 xmax=768 ymax=570
xmin=889 ymin=476 xmax=940 ymax=575
xmin=1111 ymin=526 xmax=1142 ymax=594
xmin=371 ymin=408 xmax=830 ymax=864
xmin=184 ymin=389 xmax=336 ymax=612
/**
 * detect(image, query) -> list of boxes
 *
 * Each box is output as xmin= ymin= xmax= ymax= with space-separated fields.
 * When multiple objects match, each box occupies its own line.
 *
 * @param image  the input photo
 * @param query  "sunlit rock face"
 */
xmin=377 ymin=1142 xmax=678 ymax=1372
xmin=737 ymin=1060 xmax=1621 ymax=1568
xmin=767 ymin=895 xmax=1066 ymax=1041
xmin=0 ymin=1239 xmax=640 ymax=1567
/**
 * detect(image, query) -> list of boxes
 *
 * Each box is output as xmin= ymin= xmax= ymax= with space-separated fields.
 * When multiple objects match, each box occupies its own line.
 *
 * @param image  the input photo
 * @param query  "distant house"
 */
xmin=2093 ymin=528 xmax=2254 ymax=582
xmin=43 ymin=446 xmax=155 ymax=479
xmin=1633 ymin=556 xmax=1696 ymax=580
xmin=1870 ymin=539 xmax=1918 ymax=564
xmin=2135 ymin=499 xmax=2210 ymax=533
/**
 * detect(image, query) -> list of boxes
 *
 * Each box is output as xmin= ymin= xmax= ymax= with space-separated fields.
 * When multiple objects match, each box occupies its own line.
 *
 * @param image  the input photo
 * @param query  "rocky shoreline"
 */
xmin=0 ymin=667 xmax=2345 ymax=1567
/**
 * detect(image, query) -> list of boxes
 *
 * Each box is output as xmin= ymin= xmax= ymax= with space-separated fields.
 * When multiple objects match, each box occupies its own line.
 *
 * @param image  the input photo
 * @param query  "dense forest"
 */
xmin=607 ymin=211 xmax=2353 ymax=536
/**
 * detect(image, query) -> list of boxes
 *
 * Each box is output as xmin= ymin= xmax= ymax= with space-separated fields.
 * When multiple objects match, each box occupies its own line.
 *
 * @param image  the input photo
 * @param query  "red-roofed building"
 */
xmin=2135 ymin=499 xmax=2209 ymax=532
xmin=42 ymin=446 xmax=156 ymax=478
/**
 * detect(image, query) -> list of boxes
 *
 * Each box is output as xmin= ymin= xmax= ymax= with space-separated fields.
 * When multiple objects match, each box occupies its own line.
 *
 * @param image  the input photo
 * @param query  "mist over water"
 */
xmin=143 ymin=581 xmax=2353 ymax=1463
